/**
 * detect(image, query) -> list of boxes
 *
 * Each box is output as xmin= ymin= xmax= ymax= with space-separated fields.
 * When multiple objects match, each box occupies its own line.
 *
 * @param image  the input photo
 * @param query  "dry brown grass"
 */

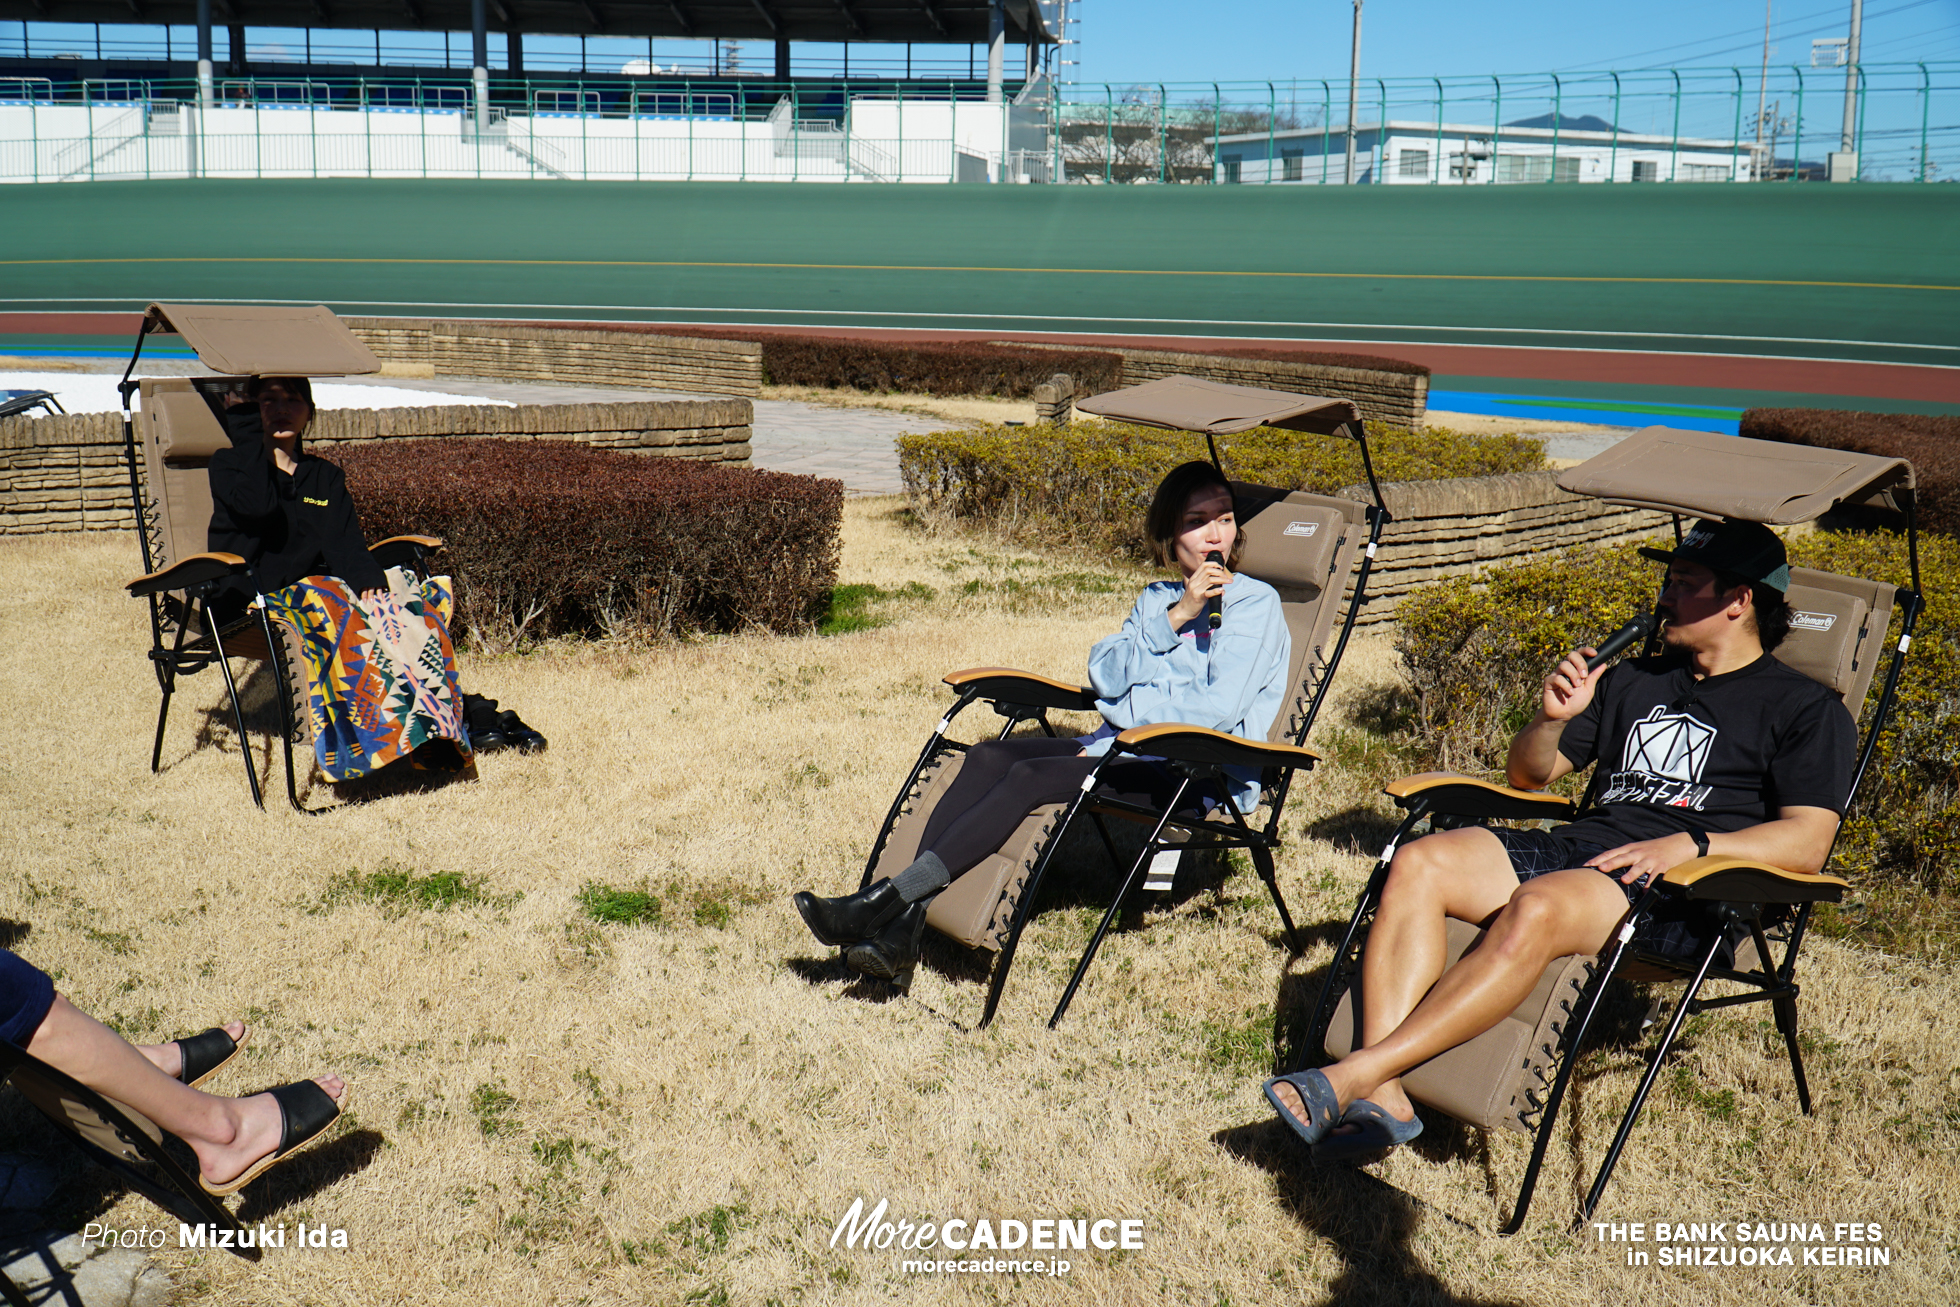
xmin=2 ymin=503 xmax=1955 ymax=1306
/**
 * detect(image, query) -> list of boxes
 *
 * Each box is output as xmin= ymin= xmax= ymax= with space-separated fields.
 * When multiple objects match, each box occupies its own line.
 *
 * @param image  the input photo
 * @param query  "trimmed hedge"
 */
xmin=1396 ymin=529 xmax=1958 ymax=892
xmin=657 ymin=328 xmax=1124 ymax=399
xmin=337 ymin=439 xmax=842 ymax=646
xmin=1741 ymin=408 xmax=1960 ymax=536
xmin=1396 ymin=540 xmax=1657 ymax=771
xmin=898 ymin=420 xmax=1546 ymax=557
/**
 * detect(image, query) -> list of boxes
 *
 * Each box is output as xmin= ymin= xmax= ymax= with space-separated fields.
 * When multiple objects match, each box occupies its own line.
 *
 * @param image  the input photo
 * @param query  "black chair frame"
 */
xmin=115 ymin=318 xmax=438 ymax=813
xmin=0 ymin=1037 xmax=259 ymax=1305
xmin=857 ymin=427 xmax=1390 ymax=1030
xmin=1301 ymin=498 xmax=1925 ymax=1233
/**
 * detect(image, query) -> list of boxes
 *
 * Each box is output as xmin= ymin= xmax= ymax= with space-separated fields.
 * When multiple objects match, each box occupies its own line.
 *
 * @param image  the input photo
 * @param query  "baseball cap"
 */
xmin=1638 ymin=518 xmax=1791 ymax=593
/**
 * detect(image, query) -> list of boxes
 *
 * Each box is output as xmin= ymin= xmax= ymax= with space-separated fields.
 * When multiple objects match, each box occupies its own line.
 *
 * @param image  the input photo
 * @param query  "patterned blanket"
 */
xmin=262 ymin=573 xmax=472 ymax=781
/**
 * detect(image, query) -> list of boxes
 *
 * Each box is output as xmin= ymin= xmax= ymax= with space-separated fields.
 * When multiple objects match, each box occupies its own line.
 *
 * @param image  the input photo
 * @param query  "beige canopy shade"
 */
xmin=1075 ymin=375 xmax=1362 ymax=436
xmin=1557 ymin=426 xmax=1915 ymax=525
xmin=144 ymin=303 xmax=381 ymax=378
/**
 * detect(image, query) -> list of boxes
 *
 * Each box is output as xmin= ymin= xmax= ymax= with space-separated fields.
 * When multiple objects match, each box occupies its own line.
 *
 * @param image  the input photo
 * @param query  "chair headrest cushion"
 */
xmin=149 ymin=389 xmax=231 ymax=462
xmin=1234 ymin=491 xmax=1352 ymax=593
xmin=1775 ymin=581 xmax=1867 ymax=700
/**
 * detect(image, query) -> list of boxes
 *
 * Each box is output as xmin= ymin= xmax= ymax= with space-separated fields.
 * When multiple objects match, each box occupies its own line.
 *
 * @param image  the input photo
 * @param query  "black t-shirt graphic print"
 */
xmin=1553 ymin=652 xmax=1857 ymax=849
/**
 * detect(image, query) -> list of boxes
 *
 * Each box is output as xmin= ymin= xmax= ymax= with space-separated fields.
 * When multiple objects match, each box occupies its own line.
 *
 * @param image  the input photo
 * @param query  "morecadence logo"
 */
xmin=829 ymin=1197 xmax=1144 ymax=1278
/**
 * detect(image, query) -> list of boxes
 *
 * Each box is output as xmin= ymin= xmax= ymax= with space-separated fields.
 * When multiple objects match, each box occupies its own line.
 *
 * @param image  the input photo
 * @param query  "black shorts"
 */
xmin=0 ymin=949 xmax=56 ymax=1047
xmin=1489 ymin=827 xmax=1745 ymax=968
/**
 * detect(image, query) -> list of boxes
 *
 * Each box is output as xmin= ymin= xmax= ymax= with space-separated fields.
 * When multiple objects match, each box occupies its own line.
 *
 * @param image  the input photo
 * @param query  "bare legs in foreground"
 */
xmin=26 ymin=995 xmax=345 ymax=1191
xmin=1276 ymin=827 xmax=1630 ymax=1136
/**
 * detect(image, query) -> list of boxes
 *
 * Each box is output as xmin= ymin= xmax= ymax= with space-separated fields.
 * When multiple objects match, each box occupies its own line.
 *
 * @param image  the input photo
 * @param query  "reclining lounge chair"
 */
xmin=1305 ymin=426 xmax=1924 ymax=1231
xmin=0 ymin=1038 xmax=259 ymax=1304
xmin=116 ymin=303 xmax=442 ymax=811
xmin=858 ymin=376 xmax=1392 ymax=1028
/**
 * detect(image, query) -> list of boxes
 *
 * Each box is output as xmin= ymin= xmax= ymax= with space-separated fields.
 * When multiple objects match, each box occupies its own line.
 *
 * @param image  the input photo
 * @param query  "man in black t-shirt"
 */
xmin=1266 ymin=519 xmax=1857 ymax=1158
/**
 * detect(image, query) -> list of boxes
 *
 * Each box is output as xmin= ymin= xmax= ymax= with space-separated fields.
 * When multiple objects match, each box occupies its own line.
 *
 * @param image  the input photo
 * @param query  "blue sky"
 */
xmin=1068 ymin=0 xmax=1960 ymax=84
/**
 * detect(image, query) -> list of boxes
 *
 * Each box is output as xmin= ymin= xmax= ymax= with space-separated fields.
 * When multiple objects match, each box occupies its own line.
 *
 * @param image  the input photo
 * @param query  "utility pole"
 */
xmin=1344 ymin=0 xmax=1363 ymax=184
xmin=1754 ymin=0 xmax=1771 ymax=179
xmin=1836 ymin=0 xmax=1864 ymax=176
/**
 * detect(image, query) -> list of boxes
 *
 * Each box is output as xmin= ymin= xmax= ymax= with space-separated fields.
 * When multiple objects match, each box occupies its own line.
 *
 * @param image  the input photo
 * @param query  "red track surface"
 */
xmin=9 ymin=312 xmax=1957 ymax=403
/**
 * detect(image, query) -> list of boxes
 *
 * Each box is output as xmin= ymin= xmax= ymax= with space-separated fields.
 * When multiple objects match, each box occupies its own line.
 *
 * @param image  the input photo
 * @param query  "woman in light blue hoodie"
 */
xmin=795 ymin=461 xmax=1291 ymax=983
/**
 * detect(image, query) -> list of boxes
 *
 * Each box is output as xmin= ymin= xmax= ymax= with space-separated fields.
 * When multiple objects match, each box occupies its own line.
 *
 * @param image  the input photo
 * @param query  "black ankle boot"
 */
xmin=845 ymin=900 xmax=928 ymax=988
xmin=793 ymin=879 xmax=906 ymax=947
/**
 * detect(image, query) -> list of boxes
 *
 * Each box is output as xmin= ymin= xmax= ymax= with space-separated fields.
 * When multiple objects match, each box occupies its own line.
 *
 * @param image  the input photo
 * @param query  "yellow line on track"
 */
xmin=0 ymin=256 xmax=1952 ymax=293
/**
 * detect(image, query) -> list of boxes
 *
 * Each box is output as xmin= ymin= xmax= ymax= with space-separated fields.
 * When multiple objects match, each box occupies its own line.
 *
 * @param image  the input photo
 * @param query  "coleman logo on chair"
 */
xmin=1599 ymin=706 xmax=1716 ymax=810
xmin=1790 ymin=611 xmax=1838 ymax=632
xmin=1283 ymin=521 xmax=1319 ymax=537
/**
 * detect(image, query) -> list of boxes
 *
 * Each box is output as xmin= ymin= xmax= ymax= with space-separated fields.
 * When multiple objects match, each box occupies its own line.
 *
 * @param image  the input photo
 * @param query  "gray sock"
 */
xmin=891 ymin=851 xmax=951 ymax=902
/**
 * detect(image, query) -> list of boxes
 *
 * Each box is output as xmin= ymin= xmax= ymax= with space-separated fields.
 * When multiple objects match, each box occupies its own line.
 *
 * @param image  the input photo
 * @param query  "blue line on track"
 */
xmin=1427 ymin=390 xmax=1742 ymax=435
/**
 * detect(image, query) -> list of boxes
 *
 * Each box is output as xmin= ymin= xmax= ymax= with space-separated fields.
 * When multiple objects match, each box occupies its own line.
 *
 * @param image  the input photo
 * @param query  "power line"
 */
xmin=1559 ymin=3 xmax=1848 ymax=70
xmin=1859 ymin=23 xmax=1960 ymax=56
xmin=1626 ymin=0 xmax=1947 ymax=69
xmin=1562 ymin=0 xmax=1944 ymax=72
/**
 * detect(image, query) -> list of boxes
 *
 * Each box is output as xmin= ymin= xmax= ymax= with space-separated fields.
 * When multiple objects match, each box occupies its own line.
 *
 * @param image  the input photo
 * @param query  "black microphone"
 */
xmin=1204 ymin=550 xmax=1224 ymax=631
xmin=1584 ymin=613 xmax=1655 ymax=672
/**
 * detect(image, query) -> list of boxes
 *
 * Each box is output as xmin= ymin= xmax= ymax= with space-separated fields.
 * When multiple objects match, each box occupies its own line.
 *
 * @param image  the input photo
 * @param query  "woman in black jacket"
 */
xmin=207 ymin=377 xmax=543 ymax=779
xmin=206 ymin=377 xmax=388 ymax=625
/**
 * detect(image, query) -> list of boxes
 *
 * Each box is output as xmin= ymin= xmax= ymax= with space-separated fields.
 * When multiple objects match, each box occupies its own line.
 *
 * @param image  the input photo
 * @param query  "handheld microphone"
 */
xmin=1584 ymin=613 xmax=1655 ymax=672
xmin=1204 ymin=551 xmax=1225 ymax=631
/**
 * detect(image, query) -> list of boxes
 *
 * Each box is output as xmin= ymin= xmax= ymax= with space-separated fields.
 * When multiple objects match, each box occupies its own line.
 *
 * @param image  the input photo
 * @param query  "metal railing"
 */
xmin=2 ymin=64 xmax=1954 ymax=185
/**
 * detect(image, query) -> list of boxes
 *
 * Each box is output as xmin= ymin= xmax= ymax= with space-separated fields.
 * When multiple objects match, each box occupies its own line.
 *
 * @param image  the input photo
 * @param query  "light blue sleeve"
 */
xmin=1085 ymin=582 xmax=1182 ymax=705
xmin=1081 ymin=579 xmax=1291 ymax=760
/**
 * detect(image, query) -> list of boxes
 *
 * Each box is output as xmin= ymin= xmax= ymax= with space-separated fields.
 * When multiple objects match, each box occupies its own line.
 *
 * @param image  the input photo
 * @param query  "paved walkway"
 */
xmin=327 ymin=376 xmax=946 ymax=496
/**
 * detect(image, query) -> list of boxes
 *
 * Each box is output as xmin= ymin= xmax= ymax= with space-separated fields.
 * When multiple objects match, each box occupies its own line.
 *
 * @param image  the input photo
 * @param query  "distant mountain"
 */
xmin=1504 ymin=113 xmax=1618 ymax=133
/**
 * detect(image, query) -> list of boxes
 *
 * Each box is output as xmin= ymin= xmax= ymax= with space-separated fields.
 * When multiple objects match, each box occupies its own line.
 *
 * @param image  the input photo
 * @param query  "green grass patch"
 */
xmin=577 ymin=882 xmax=663 ymax=926
xmin=668 ymin=1203 xmax=750 ymax=1256
xmin=819 ymin=581 xmax=936 ymax=635
xmin=469 ymin=1081 xmax=522 ymax=1137
xmin=318 ymin=860 xmax=521 ymax=918
xmin=580 ymin=876 xmax=771 ymax=931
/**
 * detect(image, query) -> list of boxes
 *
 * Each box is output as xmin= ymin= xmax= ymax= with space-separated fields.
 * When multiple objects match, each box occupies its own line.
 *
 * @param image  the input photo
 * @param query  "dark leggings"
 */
xmin=918 ymin=737 xmax=1217 ymax=881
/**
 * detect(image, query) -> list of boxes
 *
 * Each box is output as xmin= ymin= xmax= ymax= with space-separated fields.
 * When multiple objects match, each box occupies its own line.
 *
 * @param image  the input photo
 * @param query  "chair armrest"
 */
xmin=942 ymin=666 xmax=1097 ymax=712
xmin=1660 ymin=856 xmax=1849 ymax=905
xmin=126 ymin=552 xmax=248 ymax=598
xmin=1382 ymin=772 xmax=1578 ymax=821
xmin=1113 ymin=723 xmax=1322 ymax=772
xmin=369 ymin=534 xmax=445 ymax=572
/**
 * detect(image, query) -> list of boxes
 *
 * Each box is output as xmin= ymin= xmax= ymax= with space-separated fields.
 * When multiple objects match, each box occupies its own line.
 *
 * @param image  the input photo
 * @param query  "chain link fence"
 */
xmin=2 ymin=64 xmax=1954 ymax=185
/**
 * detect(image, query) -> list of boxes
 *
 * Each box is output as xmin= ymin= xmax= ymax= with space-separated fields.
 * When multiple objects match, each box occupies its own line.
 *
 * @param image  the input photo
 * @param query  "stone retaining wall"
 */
xmin=0 ymin=397 xmax=753 ymax=535
xmin=0 ymin=411 xmax=134 ymax=534
xmin=346 ymin=319 xmax=765 ymax=397
xmin=1336 ymin=470 xmax=1671 ymax=626
xmin=1116 ymin=349 xmax=1428 ymax=428
xmin=994 ymin=340 xmax=1428 ymax=427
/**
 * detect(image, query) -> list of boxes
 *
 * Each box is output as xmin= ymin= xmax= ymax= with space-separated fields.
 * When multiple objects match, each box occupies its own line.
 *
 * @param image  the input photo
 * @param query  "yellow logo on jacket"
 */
xmin=303 ymin=496 xmax=330 ymax=506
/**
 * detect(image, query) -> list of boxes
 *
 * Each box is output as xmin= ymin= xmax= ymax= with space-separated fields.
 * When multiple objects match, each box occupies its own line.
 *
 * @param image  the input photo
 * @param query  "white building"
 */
xmin=0 ymin=89 xmax=1050 ymax=184
xmin=1214 ymin=115 xmax=1753 ymax=185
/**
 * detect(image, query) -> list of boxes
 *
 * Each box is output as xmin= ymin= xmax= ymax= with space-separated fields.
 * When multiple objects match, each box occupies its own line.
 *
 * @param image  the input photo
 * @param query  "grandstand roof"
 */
xmin=0 ymin=1 xmax=1055 ymax=45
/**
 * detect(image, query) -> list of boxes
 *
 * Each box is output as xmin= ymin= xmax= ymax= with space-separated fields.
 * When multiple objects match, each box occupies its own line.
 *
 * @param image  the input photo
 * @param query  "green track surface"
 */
xmin=2 ymin=180 xmax=1955 ymax=365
